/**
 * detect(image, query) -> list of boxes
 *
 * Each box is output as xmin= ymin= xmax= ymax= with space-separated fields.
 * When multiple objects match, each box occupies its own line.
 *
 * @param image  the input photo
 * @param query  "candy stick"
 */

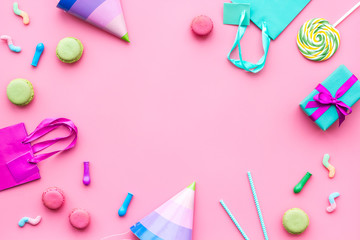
xmin=247 ymin=172 xmax=269 ymax=240
xmin=333 ymin=1 xmax=360 ymax=27
xmin=220 ymin=200 xmax=250 ymax=240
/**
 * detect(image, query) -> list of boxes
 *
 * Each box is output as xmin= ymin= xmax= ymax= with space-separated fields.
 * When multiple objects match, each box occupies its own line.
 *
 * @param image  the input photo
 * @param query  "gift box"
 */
xmin=300 ymin=65 xmax=360 ymax=130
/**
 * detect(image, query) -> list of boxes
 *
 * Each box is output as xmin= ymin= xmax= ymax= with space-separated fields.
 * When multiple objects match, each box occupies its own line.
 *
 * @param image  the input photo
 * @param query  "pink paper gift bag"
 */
xmin=0 ymin=118 xmax=78 ymax=191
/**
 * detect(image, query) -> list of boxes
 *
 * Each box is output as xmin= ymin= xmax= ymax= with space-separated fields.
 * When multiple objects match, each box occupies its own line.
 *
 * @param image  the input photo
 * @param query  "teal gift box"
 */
xmin=300 ymin=65 xmax=360 ymax=131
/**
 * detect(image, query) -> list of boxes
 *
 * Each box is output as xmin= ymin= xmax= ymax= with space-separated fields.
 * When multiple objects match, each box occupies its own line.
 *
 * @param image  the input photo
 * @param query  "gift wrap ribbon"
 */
xmin=305 ymin=75 xmax=358 ymax=126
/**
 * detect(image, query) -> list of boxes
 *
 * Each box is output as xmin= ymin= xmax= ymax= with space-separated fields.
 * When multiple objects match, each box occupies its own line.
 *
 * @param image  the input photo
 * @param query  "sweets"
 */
xmin=297 ymin=18 xmax=340 ymax=61
xmin=191 ymin=15 xmax=213 ymax=36
xmin=1 ymin=35 xmax=21 ymax=53
xmin=7 ymin=78 xmax=34 ymax=106
xmin=297 ymin=3 xmax=360 ymax=61
xmin=18 ymin=216 xmax=41 ymax=227
xmin=13 ymin=2 xmax=29 ymax=25
xmin=42 ymin=187 xmax=65 ymax=210
xmin=327 ymin=192 xmax=340 ymax=213
xmin=282 ymin=208 xmax=309 ymax=234
xmin=56 ymin=37 xmax=84 ymax=63
xmin=322 ymin=154 xmax=335 ymax=178
xmin=69 ymin=208 xmax=90 ymax=229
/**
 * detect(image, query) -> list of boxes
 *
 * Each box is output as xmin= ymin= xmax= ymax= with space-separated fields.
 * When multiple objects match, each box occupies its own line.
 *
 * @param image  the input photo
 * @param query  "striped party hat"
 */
xmin=57 ymin=0 xmax=130 ymax=42
xmin=130 ymin=182 xmax=196 ymax=240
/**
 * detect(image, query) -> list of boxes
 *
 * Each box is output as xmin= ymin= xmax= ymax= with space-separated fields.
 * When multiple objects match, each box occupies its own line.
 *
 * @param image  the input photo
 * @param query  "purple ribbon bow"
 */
xmin=305 ymin=75 xmax=358 ymax=126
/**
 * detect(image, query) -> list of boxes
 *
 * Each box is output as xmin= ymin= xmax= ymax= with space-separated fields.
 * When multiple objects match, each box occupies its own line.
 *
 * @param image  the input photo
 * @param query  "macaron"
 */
xmin=42 ymin=187 xmax=65 ymax=210
xmin=191 ymin=15 xmax=213 ymax=36
xmin=7 ymin=78 xmax=34 ymax=106
xmin=56 ymin=37 xmax=83 ymax=63
xmin=69 ymin=208 xmax=90 ymax=230
xmin=282 ymin=208 xmax=309 ymax=234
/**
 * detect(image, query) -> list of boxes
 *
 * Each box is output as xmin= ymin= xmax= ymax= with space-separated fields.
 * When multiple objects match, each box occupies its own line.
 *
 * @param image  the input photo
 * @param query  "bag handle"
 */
xmin=227 ymin=11 xmax=271 ymax=73
xmin=23 ymin=118 xmax=78 ymax=163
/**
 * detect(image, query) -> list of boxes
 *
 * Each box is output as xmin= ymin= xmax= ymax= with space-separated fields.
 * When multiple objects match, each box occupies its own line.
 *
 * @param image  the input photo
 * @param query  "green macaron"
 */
xmin=282 ymin=208 xmax=309 ymax=234
xmin=7 ymin=78 xmax=34 ymax=106
xmin=56 ymin=37 xmax=84 ymax=63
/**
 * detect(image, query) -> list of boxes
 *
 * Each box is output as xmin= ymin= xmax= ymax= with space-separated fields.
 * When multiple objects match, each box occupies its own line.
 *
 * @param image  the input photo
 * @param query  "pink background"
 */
xmin=1 ymin=0 xmax=360 ymax=239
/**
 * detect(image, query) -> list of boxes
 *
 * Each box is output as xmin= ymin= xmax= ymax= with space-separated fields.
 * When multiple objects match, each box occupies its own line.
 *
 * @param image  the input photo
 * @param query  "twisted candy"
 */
xmin=297 ymin=18 xmax=340 ymax=61
xmin=322 ymin=154 xmax=335 ymax=178
xmin=13 ymin=2 xmax=29 ymax=25
xmin=18 ymin=216 xmax=41 ymax=227
xmin=327 ymin=192 xmax=340 ymax=213
xmin=1 ymin=35 xmax=21 ymax=53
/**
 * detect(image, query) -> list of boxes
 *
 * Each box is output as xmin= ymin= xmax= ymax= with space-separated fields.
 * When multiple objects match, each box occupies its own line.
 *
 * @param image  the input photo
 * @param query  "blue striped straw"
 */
xmin=247 ymin=171 xmax=269 ymax=240
xmin=220 ymin=200 xmax=250 ymax=240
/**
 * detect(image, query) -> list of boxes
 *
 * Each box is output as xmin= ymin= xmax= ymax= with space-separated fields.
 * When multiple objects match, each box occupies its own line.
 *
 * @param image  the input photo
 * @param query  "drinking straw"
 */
xmin=247 ymin=171 xmax=269 ymax=240
xmin=220 ymin=200 xmax=250 ymax=240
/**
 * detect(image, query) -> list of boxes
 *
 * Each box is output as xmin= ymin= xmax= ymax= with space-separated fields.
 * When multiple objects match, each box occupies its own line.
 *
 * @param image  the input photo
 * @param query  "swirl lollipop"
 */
xmin=297 ymin=19 xmax=340 ymax=61
xmin=297 ymin=1 xmax=360 ymax=61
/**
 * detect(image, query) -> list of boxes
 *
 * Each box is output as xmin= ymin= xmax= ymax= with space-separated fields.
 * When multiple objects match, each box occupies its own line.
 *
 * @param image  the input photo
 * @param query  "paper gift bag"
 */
xmin=223 ymin=3 xmax=250 ymax=26
xmin=130 ymin=182 xmax=196 ymax=240
xmin=300 ymin=65 xmax=360 ymax=130
xmin=0 ymin=118 xmax=78 ymax=191
xmin=226 ymin=0 xmax=311 ymax=73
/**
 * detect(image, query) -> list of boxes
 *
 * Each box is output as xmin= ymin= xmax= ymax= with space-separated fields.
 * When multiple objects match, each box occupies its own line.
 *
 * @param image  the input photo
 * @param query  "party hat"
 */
xmin=57 ymin=0 xmax=130 ymax=42
xmin=130 ymin=182 xmax=196 ymax=240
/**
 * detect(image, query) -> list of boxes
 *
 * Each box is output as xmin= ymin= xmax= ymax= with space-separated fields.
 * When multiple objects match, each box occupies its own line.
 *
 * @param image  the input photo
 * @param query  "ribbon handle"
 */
xmin=227 ymin=11 xmax=271 ymax=73
xmin=23 ymin=118 xmax=78 ymax=163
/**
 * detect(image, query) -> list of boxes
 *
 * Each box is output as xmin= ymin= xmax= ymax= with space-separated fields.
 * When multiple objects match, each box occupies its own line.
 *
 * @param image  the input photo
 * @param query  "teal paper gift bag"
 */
xmin=223 ymin=3 xmax=250 ymax=26
xmin=300 ymin=65 xmax=360 ymax=131
xmin=232 ymin=0 xmax=311 ymax=40
xmin=226 ymin=0 xmax=311 ymax=73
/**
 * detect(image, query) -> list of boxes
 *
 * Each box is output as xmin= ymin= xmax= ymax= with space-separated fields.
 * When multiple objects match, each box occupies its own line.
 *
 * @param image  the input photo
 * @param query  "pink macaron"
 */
xmin=69 ymin=208 xmax=90 ymax=230
xmin=191 ymin=15 xmax=213 ymax=36
xmin=42 ymin=187 xmax=65 ymax=210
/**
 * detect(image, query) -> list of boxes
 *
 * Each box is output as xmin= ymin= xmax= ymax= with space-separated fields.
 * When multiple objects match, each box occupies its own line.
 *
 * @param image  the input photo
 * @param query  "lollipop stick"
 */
xmin=333 ymin=1 xmax=360 ymax=27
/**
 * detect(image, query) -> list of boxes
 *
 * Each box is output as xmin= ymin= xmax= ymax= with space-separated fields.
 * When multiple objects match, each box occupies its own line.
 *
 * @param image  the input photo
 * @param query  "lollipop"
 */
xmin=297 ymin=1 xmax=360 ymax=61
